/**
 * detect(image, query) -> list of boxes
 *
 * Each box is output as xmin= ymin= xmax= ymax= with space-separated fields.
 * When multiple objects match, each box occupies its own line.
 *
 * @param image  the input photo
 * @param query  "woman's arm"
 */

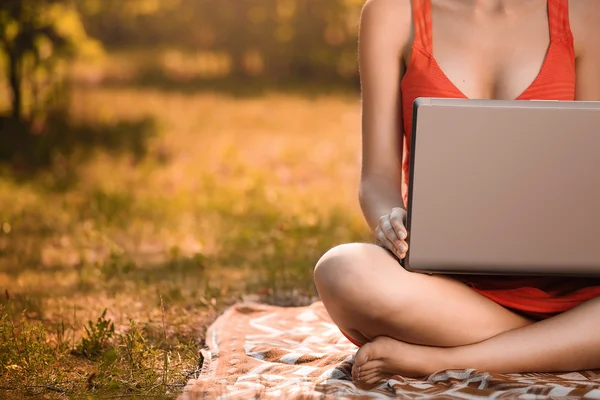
xmin=572 ymin=0 xmax=600 ymax=100
xmin=358 ymin=0 xmax=412 ymax=231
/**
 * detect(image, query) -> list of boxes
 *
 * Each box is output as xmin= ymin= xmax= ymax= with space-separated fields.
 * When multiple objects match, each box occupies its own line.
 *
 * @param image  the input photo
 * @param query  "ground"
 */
xmin=0 ymin=84 xmax=370 ymax=398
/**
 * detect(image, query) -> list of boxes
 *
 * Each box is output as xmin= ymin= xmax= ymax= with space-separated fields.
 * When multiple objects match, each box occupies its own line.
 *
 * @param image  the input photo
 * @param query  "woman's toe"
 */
xmin=351 ymin=363 xmax=360 ymax=381
xmin=354 ymin=343 xmax=373 ymax=368
xmin=364 ymin=374 xmax=385 ymax=385
xmin=358 ymin=359 xmax=385 ymax=376
xmin=359 ymin=368 xmax=382 ymax=382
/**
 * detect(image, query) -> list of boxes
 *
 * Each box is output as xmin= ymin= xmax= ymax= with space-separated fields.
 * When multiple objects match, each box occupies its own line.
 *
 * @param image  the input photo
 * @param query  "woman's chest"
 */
xmin=403 ymin=0 xmax=574 ymax=101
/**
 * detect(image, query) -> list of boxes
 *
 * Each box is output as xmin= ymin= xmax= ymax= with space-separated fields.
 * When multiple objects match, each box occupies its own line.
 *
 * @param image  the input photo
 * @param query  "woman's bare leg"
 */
xmin=354 ymin=297 xmax=600 ymax=384
xmin=314 ymin=243 xmax=533 ymax=348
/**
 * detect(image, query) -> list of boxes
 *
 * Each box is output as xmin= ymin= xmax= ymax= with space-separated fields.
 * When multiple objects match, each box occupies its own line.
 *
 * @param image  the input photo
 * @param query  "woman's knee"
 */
xmin=315 ymin=243 xmax=369 ymax=293
xmin=314 ymin=243 xmax=407 ymax=301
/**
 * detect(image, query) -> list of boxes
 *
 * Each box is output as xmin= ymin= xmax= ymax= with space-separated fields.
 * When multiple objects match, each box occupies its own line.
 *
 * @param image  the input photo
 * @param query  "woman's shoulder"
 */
xmin=360 ymin=0 xmax=413 ymax=46
xmin=569 ymin=0 xmax=600 ymax=55
xmin=362 ymin=0 xmax=412 ymax=15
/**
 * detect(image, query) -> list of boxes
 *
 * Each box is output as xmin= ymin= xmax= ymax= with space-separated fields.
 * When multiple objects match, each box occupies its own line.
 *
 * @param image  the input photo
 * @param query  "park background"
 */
xmin=0 ymin=0 xmax=372 ymax=397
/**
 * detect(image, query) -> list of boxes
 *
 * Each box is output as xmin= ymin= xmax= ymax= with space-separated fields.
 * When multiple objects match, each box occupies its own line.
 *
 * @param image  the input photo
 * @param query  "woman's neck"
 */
xmin=456 ymin=0 xmax=537 ymax=14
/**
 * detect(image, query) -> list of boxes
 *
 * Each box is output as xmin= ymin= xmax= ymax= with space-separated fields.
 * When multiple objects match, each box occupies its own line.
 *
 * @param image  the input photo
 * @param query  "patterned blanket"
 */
xmin=181 ymin=302 xmax=600 ymax=399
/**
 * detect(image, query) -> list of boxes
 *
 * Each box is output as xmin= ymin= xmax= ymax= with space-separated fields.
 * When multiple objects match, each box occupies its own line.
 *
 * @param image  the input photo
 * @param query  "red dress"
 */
xmin=401 ymin=0 xmax=600 ymax=320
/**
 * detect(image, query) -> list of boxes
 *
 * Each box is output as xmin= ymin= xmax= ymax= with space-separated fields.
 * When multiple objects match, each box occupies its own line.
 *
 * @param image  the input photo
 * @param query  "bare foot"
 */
xmin=351 ymin=336 xmax=447 ymax=386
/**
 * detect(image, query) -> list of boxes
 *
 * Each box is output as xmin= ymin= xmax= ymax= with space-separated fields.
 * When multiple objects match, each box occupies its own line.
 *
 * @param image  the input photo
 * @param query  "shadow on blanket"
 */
xmin=181 ymin=302 xmax=600 ymax=399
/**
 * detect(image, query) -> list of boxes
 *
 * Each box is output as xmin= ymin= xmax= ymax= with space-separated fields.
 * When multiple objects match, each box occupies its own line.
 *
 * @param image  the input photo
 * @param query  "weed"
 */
xmin=98 ymin=320 xmax=165 ymax=395
xmin=75 ymin=309 xmax=115 ymax=359
xmin=52 ymin=320 xmax=72 ymax=353
xmin=0 ymin=306 xmax=62 ymax=388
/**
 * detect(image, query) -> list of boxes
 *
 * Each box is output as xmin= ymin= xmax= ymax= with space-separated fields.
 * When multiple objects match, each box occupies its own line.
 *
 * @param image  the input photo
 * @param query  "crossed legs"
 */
xmin=314 ymin=243 xmax=600 ymax=383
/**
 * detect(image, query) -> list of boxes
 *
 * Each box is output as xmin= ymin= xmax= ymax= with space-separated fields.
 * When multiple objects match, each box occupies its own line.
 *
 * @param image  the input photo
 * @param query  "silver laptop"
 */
xmin=404 ymin=98 xmax=600 ymax=276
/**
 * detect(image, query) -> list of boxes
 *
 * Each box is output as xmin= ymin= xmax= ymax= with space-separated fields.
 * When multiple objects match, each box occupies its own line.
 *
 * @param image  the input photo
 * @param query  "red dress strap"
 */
xmin=411 ymin=0 xmax=433 ymax=53
xmin=548 ymin=0 xmax=573 ymax=41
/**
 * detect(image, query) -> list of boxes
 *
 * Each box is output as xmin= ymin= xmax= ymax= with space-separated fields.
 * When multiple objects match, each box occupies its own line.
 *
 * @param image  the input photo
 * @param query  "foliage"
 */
xmin=0 ymin=306 xmax=59 ymax=388
xmin=0 ymin=0 xmax=101 ymax=120
xmin=75 ymin=0 xmax=363 ymax=82
xmin=76 ymin=309 xmax=115 ymax=359
xmin=0 ymin=0 xmax=364 ymax=122
xmin=0 ymin=304 xmax=195 ymax=397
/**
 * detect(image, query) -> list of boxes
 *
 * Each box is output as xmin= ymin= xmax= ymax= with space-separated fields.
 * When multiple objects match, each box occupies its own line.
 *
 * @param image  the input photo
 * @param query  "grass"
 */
xmin=0 ymin=85 xmax=370 ymax=398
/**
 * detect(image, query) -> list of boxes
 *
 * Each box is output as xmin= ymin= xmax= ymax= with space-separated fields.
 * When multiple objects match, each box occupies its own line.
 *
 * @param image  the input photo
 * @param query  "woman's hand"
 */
xmin=375 ymin=207 xmax=409 ymax=259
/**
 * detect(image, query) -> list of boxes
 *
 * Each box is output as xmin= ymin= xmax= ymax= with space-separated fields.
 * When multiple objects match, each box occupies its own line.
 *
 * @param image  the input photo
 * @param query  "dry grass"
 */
xmin=0 ymin=85 xmax=370 ymax=398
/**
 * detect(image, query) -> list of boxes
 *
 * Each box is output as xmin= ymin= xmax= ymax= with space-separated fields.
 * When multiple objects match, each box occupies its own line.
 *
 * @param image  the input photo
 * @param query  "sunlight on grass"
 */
xmin=0 ymin=87 xmax=370 ymax=397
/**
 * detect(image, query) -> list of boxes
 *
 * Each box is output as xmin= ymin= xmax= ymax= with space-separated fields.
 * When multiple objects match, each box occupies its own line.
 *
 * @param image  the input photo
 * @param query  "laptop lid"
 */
xmin=404 ymin=98 xmax=600 ymax=276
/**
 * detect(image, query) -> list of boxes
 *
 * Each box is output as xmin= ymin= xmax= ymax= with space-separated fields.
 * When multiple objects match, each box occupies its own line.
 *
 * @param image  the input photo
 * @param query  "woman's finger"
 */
xmin=378 ymin=217 xmax=407 ymax=257
xmin=380 ymin=217 xmax=405 ymax=249
xmin=376 ymin=226 xmax=407 ymax=259
xmin=375 ymin=225 xmax=398 ymax=255
xmin=390 ymin=207 xmax=408 ymax=240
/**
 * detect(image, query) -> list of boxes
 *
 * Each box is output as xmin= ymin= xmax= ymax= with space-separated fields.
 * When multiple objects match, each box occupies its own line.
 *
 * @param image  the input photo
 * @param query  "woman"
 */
xmin=314 ymin=0 xmax=600 ymax=386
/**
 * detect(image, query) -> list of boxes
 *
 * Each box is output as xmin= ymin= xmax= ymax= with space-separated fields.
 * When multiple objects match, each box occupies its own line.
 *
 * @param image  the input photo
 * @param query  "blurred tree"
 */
xmin=75 ymin=0 xmax=362 ymax=85
xmin=0 ymin=0 xmax=101 ymax=121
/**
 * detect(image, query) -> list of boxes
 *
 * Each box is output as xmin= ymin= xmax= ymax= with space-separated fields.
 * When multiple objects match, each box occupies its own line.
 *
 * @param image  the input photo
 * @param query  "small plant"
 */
xmin=53 ymin=319 xmax=72 ymax=354
xmin=97 ymin=320 xmax=163 ymax=394
xmin=76 ymin=309 xmax=115 ymax=359
xmin=0 ymin=306 xmax=59 ymax=388
xmin=122 ymin=320 xmax=149 ymax=371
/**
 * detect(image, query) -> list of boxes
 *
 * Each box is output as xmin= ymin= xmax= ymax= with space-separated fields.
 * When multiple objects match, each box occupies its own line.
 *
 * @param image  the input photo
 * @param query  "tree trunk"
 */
xmin=8 ymin=51 xmax=22 ymax=121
